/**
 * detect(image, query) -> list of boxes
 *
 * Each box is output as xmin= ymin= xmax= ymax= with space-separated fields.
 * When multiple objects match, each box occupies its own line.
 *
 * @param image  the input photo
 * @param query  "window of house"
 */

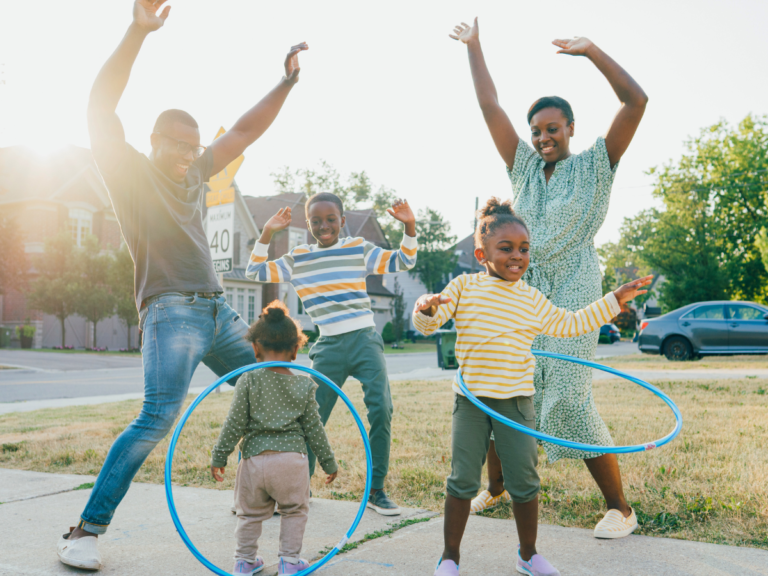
xmin=233 ymin=232 xmax=241 ymax=266
xmin=289 ymin=229 xmax=305 ymax=250
xmin=247 ymin=290 xmax=256 ymax=324
xmin=68 ymin=208 xmax=92 ymax=247
xmin=237 ymin=288 xmax=245 ymax=317
xmin=225 ymin=288 xmax=233 ymax=306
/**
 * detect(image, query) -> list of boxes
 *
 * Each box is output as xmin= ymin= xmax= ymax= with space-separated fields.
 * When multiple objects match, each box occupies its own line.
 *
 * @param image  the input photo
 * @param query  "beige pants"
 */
xmin=234 ymin=451 xmax=310 ymax=562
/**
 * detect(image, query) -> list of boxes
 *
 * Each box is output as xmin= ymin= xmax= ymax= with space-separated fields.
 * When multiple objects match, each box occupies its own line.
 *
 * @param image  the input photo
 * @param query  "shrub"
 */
xmin=382 ymin=322 xmax=395 ymax=344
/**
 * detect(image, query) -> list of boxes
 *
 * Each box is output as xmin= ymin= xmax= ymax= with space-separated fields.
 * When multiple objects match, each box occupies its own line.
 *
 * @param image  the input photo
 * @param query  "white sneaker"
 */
xmin=593 ymin=508 xmax=638 ymax=539
xmin=58 ymin=531 xmax=102 ymax=570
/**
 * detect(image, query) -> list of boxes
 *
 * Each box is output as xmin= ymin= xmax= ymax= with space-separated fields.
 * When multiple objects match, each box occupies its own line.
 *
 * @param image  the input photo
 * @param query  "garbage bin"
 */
xmin=0 ymin=326 xmax=12 ymax=348
xmin=436 ymin=330 xmax=458 ymax=370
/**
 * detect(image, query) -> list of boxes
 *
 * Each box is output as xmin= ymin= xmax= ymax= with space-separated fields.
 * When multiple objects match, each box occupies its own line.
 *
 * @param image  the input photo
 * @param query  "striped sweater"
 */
xmin=413 ymin=273 xmax=620 ymax=399
xmin=245 ymin=235 xmax=418 ymax=336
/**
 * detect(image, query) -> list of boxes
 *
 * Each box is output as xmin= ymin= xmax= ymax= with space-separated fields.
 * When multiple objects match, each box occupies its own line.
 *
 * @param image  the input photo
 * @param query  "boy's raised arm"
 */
xmin=88 ymin=0 xmax=169 ymax=173
xmin=365 ymin=199 xmax=418 ymax=274
xmin=245 ymin=207 xmax=297 ymax=283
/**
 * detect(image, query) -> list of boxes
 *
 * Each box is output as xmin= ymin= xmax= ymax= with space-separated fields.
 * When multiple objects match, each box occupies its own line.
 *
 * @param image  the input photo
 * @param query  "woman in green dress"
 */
xmin=450 ymin=19 xmax=648 ymax=538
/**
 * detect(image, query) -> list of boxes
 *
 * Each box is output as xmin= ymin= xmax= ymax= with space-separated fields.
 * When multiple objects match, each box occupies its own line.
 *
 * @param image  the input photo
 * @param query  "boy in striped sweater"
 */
xmin=245 ymin=192 xmax=417 ymax=515
xmin=413 ymin=198 xmax=650 ymax=576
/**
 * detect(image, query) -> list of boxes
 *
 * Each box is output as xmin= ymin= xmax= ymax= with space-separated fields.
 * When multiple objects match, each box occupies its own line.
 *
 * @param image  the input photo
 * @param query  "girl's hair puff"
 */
xmin=245 ymin=300 xmax=308 ymax=353
xmin=473 ymin=197 xmax=529 ymax=249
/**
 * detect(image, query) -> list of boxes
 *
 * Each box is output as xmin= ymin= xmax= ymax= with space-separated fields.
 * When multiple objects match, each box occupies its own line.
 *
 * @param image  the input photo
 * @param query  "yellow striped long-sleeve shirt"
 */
xmin=412 ymin=273 xmax=621 ymax=399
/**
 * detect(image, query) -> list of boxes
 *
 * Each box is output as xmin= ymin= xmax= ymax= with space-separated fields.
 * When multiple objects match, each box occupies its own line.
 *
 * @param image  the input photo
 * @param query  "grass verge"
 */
xmin=318 ymin=516 xmax=433 ymax=556
xmin=602 ymin=353 xmax=768 ymax=371
xmin=1 ymin=375 xmax=766 ymax=549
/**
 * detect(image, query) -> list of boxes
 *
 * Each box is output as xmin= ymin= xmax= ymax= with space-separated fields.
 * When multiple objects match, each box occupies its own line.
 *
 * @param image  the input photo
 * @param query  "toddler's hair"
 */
xmin=245 ymin=300 xmax=308 ymax=353
xmin=474 ymin=197 xmax=529 ymax=249
xmin=527 ymin=96 xmax=574 ymax=126
xmin=305 ymin=192 xmax=344 ymax=217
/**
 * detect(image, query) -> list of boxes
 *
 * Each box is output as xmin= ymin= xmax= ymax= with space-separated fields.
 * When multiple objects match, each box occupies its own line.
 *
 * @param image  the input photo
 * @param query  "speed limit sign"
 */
xmin=206 ymin=190 xmax=234 ymax=273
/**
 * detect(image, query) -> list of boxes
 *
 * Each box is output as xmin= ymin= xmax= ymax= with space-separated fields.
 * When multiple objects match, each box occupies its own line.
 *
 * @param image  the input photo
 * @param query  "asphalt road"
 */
xmin=0 ymin=342 xmax=639 ymax=407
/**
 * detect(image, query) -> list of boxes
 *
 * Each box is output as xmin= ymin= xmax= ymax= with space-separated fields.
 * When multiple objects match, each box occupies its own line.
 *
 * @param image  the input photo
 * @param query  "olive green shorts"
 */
xmin=447 ymin=394 xmax=540 ymax=503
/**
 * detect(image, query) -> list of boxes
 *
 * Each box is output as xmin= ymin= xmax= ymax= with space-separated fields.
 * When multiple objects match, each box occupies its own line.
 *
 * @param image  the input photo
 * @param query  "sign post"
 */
xmin=206 ymin=128 xmax=244 ymax=274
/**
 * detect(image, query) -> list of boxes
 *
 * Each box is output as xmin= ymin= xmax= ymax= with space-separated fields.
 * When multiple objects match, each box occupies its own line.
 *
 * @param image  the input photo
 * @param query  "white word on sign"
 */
xmin=207 ymin=202 xmax=234 ymax=273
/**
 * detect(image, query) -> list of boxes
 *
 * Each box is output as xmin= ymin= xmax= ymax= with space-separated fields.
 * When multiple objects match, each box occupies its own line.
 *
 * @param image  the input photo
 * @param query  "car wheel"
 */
xmin=664 ymin=336 xmax=692 ymax=361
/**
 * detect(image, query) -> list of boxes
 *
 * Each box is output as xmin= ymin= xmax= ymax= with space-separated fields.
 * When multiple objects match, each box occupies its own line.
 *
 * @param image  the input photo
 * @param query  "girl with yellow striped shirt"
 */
xmin=413 ymin=198 xmax=651 ymax=576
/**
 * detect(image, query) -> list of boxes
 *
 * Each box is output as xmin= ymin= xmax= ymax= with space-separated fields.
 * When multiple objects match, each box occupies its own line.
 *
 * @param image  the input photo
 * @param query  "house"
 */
xmin=0 ymin=145 xmax=131 ymax=349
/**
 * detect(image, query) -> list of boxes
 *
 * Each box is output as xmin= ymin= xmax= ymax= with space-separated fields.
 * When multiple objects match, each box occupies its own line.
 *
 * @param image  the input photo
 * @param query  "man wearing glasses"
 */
xmin=57 ymin=1 xmax=307 ymax=569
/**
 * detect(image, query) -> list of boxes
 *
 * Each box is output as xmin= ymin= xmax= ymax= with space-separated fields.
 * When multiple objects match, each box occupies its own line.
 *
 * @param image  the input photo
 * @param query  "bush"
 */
xmin=15 ymin=324 xmax=36 ymax=338
xmin=382 ymin=322 xmax=395 ymax=344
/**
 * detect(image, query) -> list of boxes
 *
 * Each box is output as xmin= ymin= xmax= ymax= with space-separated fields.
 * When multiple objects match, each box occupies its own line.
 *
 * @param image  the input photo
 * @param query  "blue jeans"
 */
xmin=78 ymin=293 xmax=256 ymax=534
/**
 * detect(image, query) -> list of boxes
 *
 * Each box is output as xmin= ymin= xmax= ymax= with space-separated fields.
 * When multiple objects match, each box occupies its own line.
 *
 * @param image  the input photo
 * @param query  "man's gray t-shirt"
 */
xmin=98 ymin=144 xmax=222 ymax=311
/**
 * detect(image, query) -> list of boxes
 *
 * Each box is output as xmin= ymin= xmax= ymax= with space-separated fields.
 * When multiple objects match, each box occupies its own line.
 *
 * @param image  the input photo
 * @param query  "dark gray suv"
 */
xmin=638 ymin=301 xmax=768 ymax=361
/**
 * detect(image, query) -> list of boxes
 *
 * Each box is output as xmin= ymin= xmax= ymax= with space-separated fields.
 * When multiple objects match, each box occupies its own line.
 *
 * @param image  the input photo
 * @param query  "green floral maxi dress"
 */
xmin=508 ymin=137 xmax=618 ymax=462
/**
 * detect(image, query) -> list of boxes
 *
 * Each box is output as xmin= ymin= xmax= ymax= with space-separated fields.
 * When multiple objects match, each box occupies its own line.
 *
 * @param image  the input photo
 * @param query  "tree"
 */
xmin=389 ymin=277 xmax=407 ymax=348
xmin=28 ymin=232 xmax=80 ymax=347
xmin=0 ymin=214 xmax=27 ymax=295
xmin=381 ymin=321 xmax=395 ymax=344
xmin=271 ymin=161 xmax=405 ymax=247
xmin=410 ymin=208 xmax=458 ymax=293
xmin=72 ymin=236 xmax=116 ymax=348
xmin=605 ymin=115 xmax=768 ymax=311
xmin=111 ymin=245 xmax=137 ymax=349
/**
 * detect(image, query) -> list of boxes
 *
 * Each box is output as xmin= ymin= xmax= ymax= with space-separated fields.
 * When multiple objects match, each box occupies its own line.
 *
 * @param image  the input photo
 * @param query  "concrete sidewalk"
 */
xmin=1 ymin=470 xmax=766 ymax=576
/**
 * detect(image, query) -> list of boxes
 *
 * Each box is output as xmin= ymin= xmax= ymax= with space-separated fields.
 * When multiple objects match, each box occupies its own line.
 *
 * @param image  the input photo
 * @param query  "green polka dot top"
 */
xmin=211 ymin=368 xmax=338 ymax=474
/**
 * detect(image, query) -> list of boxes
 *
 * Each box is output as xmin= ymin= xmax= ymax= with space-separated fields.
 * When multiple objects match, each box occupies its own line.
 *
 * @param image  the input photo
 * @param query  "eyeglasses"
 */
xmin=153 ymin=132 xmax=207 ymax=158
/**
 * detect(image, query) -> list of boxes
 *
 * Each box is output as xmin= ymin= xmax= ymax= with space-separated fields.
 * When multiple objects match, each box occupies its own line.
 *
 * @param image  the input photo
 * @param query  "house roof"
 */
xmin=454 ymin=233 xmax=479 ymax=272
xmin=243 ymin=193 xmax=307 ymax=230
xmin=366 ymin=275 xmax=395 ymax=297
xmin=344 ymin=209 xmax=390 ymax=248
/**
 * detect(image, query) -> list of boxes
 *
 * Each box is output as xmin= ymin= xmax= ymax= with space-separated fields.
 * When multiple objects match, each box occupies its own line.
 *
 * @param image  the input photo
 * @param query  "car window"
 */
xmin=728 ymin=305 xmax=766 ymax=320
xmin=691 ymin=305 xmax=725 ymax=319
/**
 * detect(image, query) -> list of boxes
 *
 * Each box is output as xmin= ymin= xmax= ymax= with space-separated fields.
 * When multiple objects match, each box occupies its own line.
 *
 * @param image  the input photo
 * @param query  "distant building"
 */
xmin=0 ymin=145 xmax=130 ymax=349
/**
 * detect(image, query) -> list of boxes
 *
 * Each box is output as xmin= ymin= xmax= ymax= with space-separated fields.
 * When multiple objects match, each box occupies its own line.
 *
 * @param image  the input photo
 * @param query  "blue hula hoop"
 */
xmin=456 ymin=349 xmax=683 ymax=453
xmin=164 ymin=362 xmax=373 ymax=576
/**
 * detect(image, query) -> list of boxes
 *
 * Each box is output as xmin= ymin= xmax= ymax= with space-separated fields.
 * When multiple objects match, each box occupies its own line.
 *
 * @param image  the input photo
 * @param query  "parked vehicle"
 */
xmin=599 ymin=323 xmax=621 ymax=344
xmin=638 ymin=301 xmax=768 ymax=361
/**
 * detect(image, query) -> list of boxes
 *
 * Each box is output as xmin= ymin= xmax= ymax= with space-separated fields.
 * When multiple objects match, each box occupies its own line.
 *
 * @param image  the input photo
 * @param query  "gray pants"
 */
xmin=234 ymin=451 xmax=309 ymax=562
xmin=447 ymin=394 xmax=540 ymax=503
xmin=307 ymin=327 xmax=393 ymax=490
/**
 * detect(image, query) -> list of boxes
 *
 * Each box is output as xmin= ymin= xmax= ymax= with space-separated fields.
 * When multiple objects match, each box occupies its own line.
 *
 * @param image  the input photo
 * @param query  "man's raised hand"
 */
xmin=415 ymin=294 xmax=452 ymax=317
xmin=552 ymin=37 xmax=595 ymax=57
xmin=449 ymin=18 xmax=479 ymax=45
xmin=284 ymin=43 xmax=309 ymax=85
xmin=133 ymin=0 xmax=170 ymax=32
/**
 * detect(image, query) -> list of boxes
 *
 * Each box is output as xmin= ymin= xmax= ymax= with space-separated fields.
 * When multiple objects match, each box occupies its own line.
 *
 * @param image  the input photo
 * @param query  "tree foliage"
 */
xmin=28 ymin=232 xmax=81 ymax=347
xmin=602 ymin=115 xmax=768 ymax=312
xmin=389 ymin=277 xmax=406 ymax=347
xmin=411 ymin=208 xmax=458 ymax=293
xmin=72 ymin=236 xmax=116 ymax=348
xmin=271 ymin=161 xmax=403 ymax=246
xmin=0 ymin=214 xmax=27 ymax=295
xmin=111 ymin=245 xmax=138 ymax=348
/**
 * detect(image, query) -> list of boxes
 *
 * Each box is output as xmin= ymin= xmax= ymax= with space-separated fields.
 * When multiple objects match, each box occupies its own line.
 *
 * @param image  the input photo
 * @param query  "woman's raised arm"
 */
xmin=553 ymin=37 xmax=648 ymax=168
xmin=451 ymin=18 xmax=520 ymax=169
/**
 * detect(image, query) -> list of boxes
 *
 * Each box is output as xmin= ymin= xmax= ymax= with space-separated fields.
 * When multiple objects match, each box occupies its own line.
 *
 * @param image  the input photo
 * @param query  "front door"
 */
xmin=727 ymin=304 xmax=768 ymax=352
xmin=679 ymin=304 xmax=728 ymax=352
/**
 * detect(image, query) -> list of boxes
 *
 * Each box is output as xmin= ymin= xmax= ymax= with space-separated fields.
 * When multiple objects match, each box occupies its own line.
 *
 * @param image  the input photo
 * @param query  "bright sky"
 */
xmin=2 ymin=0 xmax=767 ymax=248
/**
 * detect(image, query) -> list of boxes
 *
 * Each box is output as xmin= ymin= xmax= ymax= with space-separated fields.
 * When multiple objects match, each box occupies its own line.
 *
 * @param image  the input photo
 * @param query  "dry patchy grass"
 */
xmin=602 ymin=353 xmax=768 ymax=371
xmin=1 ymin=376 xmax=766 ymax=549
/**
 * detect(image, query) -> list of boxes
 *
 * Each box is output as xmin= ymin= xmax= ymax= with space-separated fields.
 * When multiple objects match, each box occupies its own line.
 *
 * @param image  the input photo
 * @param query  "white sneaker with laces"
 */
xmin=58 ymin=531 xmax=102 ymax=570
xmin=593 ymin=508 xmax=638 ymax=539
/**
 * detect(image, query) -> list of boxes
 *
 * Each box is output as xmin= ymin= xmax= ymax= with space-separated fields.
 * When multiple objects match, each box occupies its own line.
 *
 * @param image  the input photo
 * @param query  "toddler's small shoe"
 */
xmin=366 ymin=490 xmax=401 ymax=516
xmin=470 ymin=489 xmax=511 ymax=514
xmin=232 ymin=557 xmax=265 ymax=575
xmin=593 ymin=507 xmax=638 ymax=539
xmin=516 ymin=549 xmax=559 ymax=576
xmin=434 ymin=558 xmax=459 ymax=575
xmin=278 ymin=557 xmax=310 ymax=575
xmin=57 ymin=529 xmax=102 ymax=570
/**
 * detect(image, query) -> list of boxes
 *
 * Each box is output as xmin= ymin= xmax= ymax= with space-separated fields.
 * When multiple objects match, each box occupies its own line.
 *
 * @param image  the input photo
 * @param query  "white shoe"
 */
xmin=470 ymin=489 xmax=511 ymax=514
xmin=593 ymin=508 xmax=638 ymax=539
xmin=58 ymin=531 xmax=102 ymax=570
